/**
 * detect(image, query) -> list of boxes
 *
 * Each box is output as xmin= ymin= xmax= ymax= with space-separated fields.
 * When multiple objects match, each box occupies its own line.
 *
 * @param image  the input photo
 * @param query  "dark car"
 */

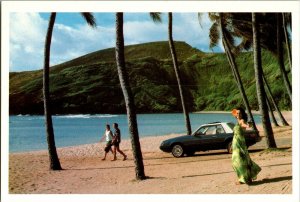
xmin=159 ymin=122 xmax=261 ymax=157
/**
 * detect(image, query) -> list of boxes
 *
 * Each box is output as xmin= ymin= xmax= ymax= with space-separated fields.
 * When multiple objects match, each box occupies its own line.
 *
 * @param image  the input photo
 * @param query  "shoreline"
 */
xmin=9 ymin=133 xmax=182 ymax=157
xmin=9 ymin=111 xmax=292 ymax=155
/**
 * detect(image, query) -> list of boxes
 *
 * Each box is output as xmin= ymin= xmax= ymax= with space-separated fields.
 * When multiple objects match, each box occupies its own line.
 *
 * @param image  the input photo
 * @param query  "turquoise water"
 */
xmin=9 ymin=113 xmax=261 ymax=152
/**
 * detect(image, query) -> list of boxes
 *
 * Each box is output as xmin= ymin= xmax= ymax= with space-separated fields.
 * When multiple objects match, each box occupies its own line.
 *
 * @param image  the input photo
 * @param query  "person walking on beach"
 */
xmin=231 ymin=107 xmax=261 ymax=185
xmin=111 ymin=123 xmax=127 ymax=161
xmin=100 ymin=124 xmax=114 ymax=161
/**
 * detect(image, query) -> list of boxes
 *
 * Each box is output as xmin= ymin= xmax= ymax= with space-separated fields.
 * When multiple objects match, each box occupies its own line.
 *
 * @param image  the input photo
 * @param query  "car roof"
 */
xmin=192 ymin=122 xmax=234 ymax=135
xmin=201 ymin=122 xmax=231 ymax=126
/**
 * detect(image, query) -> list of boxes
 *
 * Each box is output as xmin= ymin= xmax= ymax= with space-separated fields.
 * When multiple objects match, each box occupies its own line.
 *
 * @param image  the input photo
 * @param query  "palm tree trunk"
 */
xmin=43 ymin=12 xmax=62 ymax=170
xmin=168 ymin=12 xmax=192 ymax=135
xmin=277 ymin=14 xmax=292 ymax=102
xmin=252 ymin=13 xmax=277 ymax=148
xmin=219 ymin=14 xmax=257 ymax=131
xmin=262 ymin=72 xmax=289 ymax=126
xmin=115 ymin=12 xmax=145 ymax=180
xmin=282 ymin=13 xmax=292 ymax=72
xmin=266 ymin=95 xmax=279 ymax=127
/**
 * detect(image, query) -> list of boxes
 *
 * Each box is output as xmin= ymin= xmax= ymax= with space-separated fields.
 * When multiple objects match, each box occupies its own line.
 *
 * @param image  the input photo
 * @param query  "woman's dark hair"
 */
xmin=237 ymin=107 xmax=248 ymax=122
xmin=106 ymin=124 xmax=110 ymax=129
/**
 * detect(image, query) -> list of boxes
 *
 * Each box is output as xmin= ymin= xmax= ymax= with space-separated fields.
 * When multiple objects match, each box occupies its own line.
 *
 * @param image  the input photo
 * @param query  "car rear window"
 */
xmin=227 ymin=122 xmax=235 ymax=130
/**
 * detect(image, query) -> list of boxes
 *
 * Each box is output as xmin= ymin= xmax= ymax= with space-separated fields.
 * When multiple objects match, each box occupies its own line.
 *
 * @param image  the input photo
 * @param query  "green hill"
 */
xmin=9 ymin=41 xmax=291 ymax=115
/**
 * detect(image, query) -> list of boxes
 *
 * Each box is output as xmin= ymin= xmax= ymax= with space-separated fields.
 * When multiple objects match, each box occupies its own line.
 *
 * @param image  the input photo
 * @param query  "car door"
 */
xmin=190 ymin=127 xmax=208 ymax=151
xmin=201 ymin=125 xmax=220 ymax=150
xmin=213 ymin=124 xmax=228 ymax=148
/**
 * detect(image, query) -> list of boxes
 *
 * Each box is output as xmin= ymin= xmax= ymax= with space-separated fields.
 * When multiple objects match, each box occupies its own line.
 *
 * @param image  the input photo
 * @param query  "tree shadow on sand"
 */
xmin=250 ymin=176 xmax=292 ymax=186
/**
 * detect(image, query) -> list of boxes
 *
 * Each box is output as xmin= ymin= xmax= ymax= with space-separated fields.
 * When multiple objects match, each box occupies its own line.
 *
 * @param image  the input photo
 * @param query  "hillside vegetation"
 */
xmin=9 ymin=41 xmax=291 ymax=114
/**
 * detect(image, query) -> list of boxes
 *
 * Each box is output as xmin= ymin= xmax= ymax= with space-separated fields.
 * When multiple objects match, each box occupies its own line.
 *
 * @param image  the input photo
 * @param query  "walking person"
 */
xmin=100 ymin=124 xmax=114 ymax=161
xmin=111 ymin=123 xmax=127 ymax=161
xmin=231 ymin=107 xmax=261 ymax=185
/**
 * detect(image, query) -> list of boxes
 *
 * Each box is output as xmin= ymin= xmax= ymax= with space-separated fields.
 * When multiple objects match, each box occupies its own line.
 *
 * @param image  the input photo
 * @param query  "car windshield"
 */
xmin=194 ymin=127 xmax=206 ymax=136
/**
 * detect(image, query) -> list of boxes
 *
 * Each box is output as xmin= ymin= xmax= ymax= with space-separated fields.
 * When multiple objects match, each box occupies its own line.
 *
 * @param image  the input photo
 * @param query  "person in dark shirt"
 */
xmin=111 ymin=123 xmax=127 ymax=161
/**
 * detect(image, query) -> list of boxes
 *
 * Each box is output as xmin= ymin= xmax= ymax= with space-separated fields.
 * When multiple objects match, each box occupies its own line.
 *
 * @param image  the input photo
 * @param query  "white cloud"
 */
xmin=9 ymin=13 xmax=116 ymax=72
xmin=9 ymin=13 xmax=47 ymax=71
xmin=123 ymin=13 xmax=220 ymax=52
xmin=9 ymin=12 xmax=221 ymax=72
xmin=124 ymin=20 xmax=167 ymax=45
xmin=50 ymin=23 xmax=115 ymax=65
xmin=172 ymin=13 xmax=216 ymax=52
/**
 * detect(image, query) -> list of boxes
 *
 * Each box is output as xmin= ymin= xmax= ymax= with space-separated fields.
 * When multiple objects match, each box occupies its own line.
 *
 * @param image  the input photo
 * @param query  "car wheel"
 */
xmin=227 ymin=141 xmax=232 ymax=154
xmin=171 ymin=144 xmax=184 ymax=158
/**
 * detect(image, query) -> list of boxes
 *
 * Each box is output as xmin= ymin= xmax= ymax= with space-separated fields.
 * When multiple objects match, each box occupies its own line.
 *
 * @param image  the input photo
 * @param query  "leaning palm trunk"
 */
xmin=115 ymin=12 xmax=145 ymax=180
xmin=43 ymin=12 xmax=62 ymax=170
xmin=277 ymin=14 xmax=292 ymax=102
xmin=168 ymin=12 xmax=192 ymax=135
xmin=252 ymin=13 xmax=277 ymax=148
xmin=266 ymin=95 xmax=279 ymax=127
xmin=262 ymin=72 xmax=289 ymax=126
xmin=219 ymin=14 xmax=257 ymax=131
xmin=282 ymin=13 xmax=292 ymax=72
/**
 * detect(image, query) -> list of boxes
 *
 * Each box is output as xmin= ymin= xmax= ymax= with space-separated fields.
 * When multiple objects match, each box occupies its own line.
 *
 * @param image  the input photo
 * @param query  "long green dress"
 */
xmin=232 ymin=124 xmax=261 ymax=184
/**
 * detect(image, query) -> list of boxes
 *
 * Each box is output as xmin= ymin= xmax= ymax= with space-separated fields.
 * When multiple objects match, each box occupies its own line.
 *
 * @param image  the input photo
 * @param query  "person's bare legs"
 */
xmin=111 ymin=146 xmax=117 ymax=161
xmin=102 ymin=151 xmax=108 ymax=160
xmin=116 ymin=146 xmax=127 ymax=160
xmin=102 ymin=147 xmax=113 ymax=161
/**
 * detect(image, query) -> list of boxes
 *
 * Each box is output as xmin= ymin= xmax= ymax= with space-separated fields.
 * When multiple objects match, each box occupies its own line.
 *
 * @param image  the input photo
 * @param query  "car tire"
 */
xmin=171 ymin=144 xmax=184 ymax=158
xmin=227 ymin=141 xmax=233 ymax=154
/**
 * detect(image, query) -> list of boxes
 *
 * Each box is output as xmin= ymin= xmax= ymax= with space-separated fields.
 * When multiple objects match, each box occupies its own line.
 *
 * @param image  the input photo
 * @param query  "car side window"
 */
xmin=205 ymin=126 xmax=218 ymax=135
xmin=195 ymin=125 xmax=225 ymax=136
xmin=216 ymin=125 xmax=225 ymax=134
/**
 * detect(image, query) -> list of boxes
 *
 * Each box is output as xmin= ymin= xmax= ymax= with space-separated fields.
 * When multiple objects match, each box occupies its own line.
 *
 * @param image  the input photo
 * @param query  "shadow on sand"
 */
xmin=250 ymin=176 xmax=292 ymax=186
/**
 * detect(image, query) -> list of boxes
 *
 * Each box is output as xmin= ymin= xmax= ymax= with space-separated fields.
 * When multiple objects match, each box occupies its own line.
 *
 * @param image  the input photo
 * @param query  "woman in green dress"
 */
xmin=231 ymin=107 xmax=261 ymax=185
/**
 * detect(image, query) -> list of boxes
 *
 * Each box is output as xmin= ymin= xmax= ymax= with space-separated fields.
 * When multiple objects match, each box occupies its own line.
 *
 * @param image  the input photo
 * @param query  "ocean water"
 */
xmin=9 ymin=113 xmax=261 ymax=153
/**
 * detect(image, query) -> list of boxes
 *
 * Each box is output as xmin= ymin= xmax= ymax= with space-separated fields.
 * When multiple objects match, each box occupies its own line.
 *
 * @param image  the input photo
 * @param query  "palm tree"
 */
xmin=227 ymin=13 xmax=292 ymax=104
xmin=214 ymin=13 xmax=291 ymax=125
xmin=206 ymin=13 xmax=258 ymax=131
xmin=43 ymin=13 xmax=61 ymax=170
xmin=266 ymin=95 xmax=279 ymax=127
xmin=282 ymin=13 xmax=292 ymax=72
xmin=262 ymin=72 xmax=289 ymax=126
xmin=43 ymin=12 xmax=96 ymax=170
xmin=115 ymin=12 xmax=145 ymax=180
xmin=252 ymin=13 xmax=277 ymax=148
xmin=276 ymin=13 xmax=292 ymax=102
xmin=168 ymin=12 xmax=192 ymax=135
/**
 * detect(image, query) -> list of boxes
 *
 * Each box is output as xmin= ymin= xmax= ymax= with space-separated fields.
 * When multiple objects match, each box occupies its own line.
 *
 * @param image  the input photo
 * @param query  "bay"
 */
xmin=9 ymin=113 xmax=261 ymax=153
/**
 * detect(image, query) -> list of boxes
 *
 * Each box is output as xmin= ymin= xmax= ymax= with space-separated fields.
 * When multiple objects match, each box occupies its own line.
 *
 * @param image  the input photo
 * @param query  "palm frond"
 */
xmin=81 ymin=12 xmax=97 ymax=28
xmin=209 ymin=22 xmax=220 ymax=49
xmin=197 ymin=13 xmax=204 ymax=29
xmin=208 ymin=12 xmax=219 ymax=22
xmin=149 ymin=12 xmax=162 ymax=23
xmin=223 ymin=28 xmax=235 ymax=48
xmin=283 ymin=13 xmax=291 ymax=31
xmin=242 ymin=39 xmax=252 ymax=50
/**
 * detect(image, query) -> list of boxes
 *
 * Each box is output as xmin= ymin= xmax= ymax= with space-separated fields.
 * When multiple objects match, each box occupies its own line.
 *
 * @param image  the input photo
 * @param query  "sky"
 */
xmin=9 ymin=12 xmax=223 ymax=72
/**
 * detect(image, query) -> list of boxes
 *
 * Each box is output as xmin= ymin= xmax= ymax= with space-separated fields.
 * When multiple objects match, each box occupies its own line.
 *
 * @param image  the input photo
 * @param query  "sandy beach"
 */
xmin=8 ymin=112 xmax=293 ymax=194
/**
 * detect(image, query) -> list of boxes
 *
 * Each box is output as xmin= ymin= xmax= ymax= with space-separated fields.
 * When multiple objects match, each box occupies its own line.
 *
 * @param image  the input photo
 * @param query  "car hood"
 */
xmin=162 ymin=135 xmax=194 ymax=144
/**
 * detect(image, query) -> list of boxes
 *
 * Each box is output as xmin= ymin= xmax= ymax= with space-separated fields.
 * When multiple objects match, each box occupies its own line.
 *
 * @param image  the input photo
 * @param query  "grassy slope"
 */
xmin=9 ymin=41 xmax=291 ymax=114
